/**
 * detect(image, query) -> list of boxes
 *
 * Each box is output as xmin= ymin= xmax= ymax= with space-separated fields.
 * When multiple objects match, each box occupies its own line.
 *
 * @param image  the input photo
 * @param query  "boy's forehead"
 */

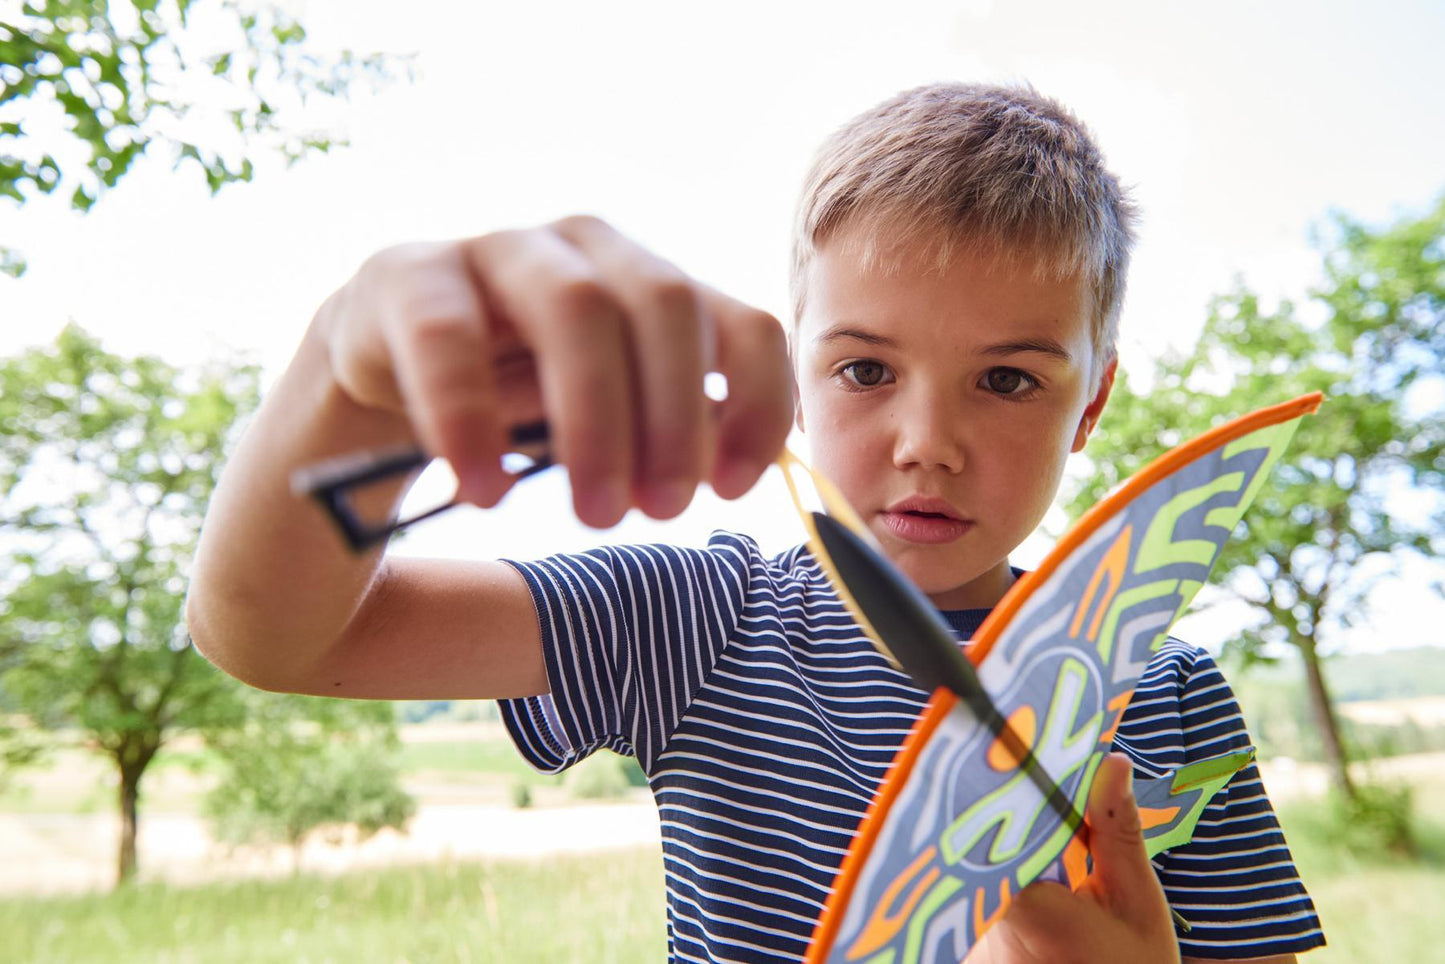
xmin=799 ymin=225 xmax=1095 ymax=350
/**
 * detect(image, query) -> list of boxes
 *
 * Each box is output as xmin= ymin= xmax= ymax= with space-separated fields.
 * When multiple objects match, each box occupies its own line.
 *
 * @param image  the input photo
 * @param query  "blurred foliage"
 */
xmin=0 ymin=715 xmax=46 ymax=791
xmin=510 ymin=777 xmax=533 ymax=809
xmin=1328 ymin=780 xmax=1418 ymax=858
xmin=563 ymin=751 xmax=632 ymax=801
xmin=204 ymin=692 xmax=414 ymax=865
xmin=1068 ymin=196 xmax=1445 ymax=811
xmin=0 ymin=0 xmax=408 ymax=275
xmin=0 ymin=323 xmax=260 ymax=882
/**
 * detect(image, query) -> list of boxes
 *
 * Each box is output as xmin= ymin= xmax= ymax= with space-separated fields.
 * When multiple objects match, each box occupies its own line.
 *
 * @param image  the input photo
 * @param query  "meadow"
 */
xmin=3 ymin=793 xmax=1443 ymax=963
xmin=4 ymin=714 xmax=1444 ymax=962
xmin=1 ymin=848 xmax=669 ymax=963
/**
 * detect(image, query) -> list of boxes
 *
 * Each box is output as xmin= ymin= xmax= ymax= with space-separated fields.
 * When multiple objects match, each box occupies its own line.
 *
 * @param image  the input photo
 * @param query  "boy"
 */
xmin=189 ymin=83 xmax=1324 ymax=962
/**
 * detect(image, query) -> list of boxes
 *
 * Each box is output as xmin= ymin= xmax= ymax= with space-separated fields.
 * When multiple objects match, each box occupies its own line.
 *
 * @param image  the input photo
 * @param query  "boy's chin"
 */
xmin=894 ymin=554 xmax=1015 ymax=611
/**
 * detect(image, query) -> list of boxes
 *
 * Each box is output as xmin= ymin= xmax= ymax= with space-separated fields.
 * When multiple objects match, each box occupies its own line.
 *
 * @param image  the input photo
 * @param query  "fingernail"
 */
xmin=458 ymin=461 xmax=506 ymax=506
xmin=645 ymin=479 xmax=694 ymax=518
xmin=580 ymin=478 xmax=629 ymax=526
xmin=713 ymin=461 xmax=759 ymax=499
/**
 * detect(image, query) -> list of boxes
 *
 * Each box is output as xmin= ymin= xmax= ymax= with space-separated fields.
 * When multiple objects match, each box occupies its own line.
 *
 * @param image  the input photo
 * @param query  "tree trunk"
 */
xmin=117 ymin=764 xmax=142 ymax=885
xmin=113 ymin=736 xmax=159 ymax=888
xmin=1297 ymin=632 xmax=1355 ymax=801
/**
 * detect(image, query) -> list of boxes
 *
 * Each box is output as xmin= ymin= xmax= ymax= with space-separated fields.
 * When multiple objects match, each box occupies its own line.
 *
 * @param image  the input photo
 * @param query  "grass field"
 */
xmin=5 ymin=797 xmax=1444 ymax=962
xmin=1274 ymin=795 xmax=1445 ymax=963
xmin=2 ymin=848 xmax=669 ymax=964
xmin=7 ymin=725 xmax=1445 ymax=961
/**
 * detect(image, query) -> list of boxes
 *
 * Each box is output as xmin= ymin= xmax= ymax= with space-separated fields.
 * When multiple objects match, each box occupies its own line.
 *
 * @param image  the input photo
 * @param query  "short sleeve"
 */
xmin=1152 ymin=650 xmax=1327 ymax=959
xmin=496 ymin=534 xmax=753 ymax=776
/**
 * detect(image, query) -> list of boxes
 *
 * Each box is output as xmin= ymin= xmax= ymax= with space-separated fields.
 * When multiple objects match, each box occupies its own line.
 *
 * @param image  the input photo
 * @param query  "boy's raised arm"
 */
xmin=186 ymin=216 xmax=793 ymax=700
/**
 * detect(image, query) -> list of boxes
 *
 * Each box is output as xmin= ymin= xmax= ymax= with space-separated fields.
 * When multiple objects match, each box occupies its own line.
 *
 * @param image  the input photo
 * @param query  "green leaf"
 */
xmin=2 ymin=0 xmax=408 ymax=272
xmin=0 ymin=245 xmax=26 ymax=278
xmin=69 ymin=183 xmax=96 ymax=212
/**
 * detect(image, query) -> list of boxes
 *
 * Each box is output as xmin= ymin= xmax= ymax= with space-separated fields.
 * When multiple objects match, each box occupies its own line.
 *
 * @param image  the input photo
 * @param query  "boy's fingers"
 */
xmin=1085 ymin=753 xmax=1171 ymax=930
xmin=466 ymin=228 xmax=637 ymax=528
xmin=373 ymin=245 xmax=509 ymax=507
xmin=704 ymin=286 xmax=794 ymax=499
xmin=552 ymin=216 xmax=711 ymax=519
xmin=990 ymin=879 xmax=1076 ymax=959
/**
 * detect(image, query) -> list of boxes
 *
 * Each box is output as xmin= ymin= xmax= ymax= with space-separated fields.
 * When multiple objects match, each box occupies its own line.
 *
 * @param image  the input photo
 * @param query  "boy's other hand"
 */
xmin=966 ymin=753 xmax=1181 ymax=964
xmin=321 ymin=216 xmax=794 ymax=526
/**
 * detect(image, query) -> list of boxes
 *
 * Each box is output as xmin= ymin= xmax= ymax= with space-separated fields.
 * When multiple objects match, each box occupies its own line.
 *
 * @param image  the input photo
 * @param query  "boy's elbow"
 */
xmin=185 ymin=583 xmax=287 ymax=693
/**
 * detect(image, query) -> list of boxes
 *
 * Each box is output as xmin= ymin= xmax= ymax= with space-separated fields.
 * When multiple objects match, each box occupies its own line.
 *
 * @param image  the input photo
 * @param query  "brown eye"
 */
xmin=843 ymin=361 xmax=890 ymax=387
xmin=986 ymin=369 xmax=1022 ymax=393
xmin=984 ymin=368 xmax=1038 ymax=396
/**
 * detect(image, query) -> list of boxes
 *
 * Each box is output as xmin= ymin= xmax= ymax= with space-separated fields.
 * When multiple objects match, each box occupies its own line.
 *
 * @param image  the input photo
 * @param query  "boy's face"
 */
xmin=794 ymin=224 xmax=1116 ymax=610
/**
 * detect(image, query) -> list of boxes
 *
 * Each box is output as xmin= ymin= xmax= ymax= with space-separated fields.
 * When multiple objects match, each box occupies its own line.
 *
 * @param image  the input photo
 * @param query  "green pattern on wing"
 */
xmin=811 ymin=397 xmax=1320 ymax=964
xmin=1139 ymin=748 xmax=1258 ymax=856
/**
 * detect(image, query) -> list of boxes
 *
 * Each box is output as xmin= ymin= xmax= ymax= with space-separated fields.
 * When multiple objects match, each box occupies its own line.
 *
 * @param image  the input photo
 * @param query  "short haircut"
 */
xmin=791 ymin=82 xmax=1137 ymax=378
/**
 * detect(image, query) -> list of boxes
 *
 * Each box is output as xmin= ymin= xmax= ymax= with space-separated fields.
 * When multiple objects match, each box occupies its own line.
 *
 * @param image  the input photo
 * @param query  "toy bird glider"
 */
xmin=801 ymin=392 xmax=1323 ymax=964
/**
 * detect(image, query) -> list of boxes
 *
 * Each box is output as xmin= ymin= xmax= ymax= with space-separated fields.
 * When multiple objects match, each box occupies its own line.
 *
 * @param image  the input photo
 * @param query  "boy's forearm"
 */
xmin=187 ymin=303 xmax=417 ymax=690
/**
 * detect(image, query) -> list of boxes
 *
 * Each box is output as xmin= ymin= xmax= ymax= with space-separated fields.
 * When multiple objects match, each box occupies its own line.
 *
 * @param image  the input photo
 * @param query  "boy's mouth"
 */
xmin=885 ymin=496 xmax=966 ymax=521
xmin=880 ymin=498 xmax=973 ymax=544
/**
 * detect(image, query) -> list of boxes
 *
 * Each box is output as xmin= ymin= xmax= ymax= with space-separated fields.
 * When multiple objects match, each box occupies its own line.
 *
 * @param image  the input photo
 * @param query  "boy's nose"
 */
xmin=890 ymin=396 xmax=966 ymax=474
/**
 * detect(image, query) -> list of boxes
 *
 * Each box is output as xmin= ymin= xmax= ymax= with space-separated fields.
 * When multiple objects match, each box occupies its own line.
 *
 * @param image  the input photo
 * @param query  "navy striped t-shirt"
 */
xmin=497 ymin=531 xmax=1325 ymax=962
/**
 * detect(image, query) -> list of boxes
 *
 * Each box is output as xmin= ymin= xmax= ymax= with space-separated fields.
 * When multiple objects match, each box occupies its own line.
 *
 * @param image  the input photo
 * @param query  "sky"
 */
xmin=3 ymin=0 xmax=1443 ymax=655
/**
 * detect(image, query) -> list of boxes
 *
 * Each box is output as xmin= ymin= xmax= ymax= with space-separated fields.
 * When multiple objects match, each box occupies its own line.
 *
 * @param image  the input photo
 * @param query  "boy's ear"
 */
xmin=1071 ymin=356 xmax=1117 ymax=453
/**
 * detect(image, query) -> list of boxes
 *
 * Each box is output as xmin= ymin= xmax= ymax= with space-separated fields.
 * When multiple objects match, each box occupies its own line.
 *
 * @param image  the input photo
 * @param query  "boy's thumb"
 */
xmin=1085 ymin=753 xmax=1165 ymax=922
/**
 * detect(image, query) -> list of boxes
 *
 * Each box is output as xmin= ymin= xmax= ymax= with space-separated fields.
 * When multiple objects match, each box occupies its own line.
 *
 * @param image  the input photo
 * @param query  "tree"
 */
xmin=1 ymin=0 xmax=404 ymax=275
xmin=0 ymin=323 xmax=260 ymax=884
xmin=203 ymin=691 xmax=415 ymax=871
xmin=1066 ymin=196 xmax=1445 ymax=805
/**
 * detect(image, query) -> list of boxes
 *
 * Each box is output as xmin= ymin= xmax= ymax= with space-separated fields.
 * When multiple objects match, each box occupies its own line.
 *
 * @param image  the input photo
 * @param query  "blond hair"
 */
xmin=791 ymin=82 xmax=1137 ymax=376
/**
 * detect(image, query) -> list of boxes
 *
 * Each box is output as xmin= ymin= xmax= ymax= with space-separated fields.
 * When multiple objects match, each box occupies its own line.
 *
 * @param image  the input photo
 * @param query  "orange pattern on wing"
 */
xmin=1062 ymin=832 xmax=1091 ymax=889
xmin=845 ymin=846 xmax=941 ymax=960
xmin=1098 ymin=691 xmax=1135 ymax=745
xmin=971 ymin=878 xmax=1014 ymax=942
xmin=1139 ymin=806 xmax=1181 ymax=830
xmin=986 ymin=705 xmax=1038 ymax=771
xmin=1068 ymin=525 xmax=1133 ymax=642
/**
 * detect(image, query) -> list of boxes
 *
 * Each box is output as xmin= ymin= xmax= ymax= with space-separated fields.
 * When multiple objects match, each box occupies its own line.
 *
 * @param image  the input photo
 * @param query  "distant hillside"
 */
xmin=1327 ymin=648 xmax=1445 ymax=702
xmin=1229 ymin=646 xmax=1445 ymax=762
xmin=1238 ymin=647 xmax=1445 ymax=702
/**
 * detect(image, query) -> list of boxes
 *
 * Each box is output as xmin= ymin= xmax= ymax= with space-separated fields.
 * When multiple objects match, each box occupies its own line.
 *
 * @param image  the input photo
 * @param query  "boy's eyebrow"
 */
xmin=815 ymin=326 xmax=1075 ymax=364
xmin=979 ymin=337 xmax=1075 ymax=363
xmin=814 ymin=324 xmax=899 ymax=349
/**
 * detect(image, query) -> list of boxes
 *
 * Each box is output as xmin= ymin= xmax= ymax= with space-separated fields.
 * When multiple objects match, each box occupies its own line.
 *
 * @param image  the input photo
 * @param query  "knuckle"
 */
xmin=402 ymin=307 xmax=478 ymax=350
xmin=361 ymin=246 xmax=480 ymax=334
xmin=646 ymin=275 xmax=702 ymax=325
xmin=550 ymin=213 xmax=610 ymax=237
xmin=465 ymin=228 xmax=525 ymax=260
xmin=747 ymin=308 xmax=787 ymax=350
xmin=550 ymin=277 xmax=619 ymax=326
xmin=360 ymin=240 xmax=448 ymax=281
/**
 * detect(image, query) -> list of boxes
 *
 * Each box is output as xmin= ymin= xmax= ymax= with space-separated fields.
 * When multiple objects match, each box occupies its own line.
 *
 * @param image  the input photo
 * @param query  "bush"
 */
xmin=1329 ymin=780 xmax=1417 ymax=857
xmin=621 ymin=755 xmax=649 ymax=788
xmin=565 ymin=753 xmax=631 ymax=801
xmin=510 ymin=779 xmax=533 ymax=809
